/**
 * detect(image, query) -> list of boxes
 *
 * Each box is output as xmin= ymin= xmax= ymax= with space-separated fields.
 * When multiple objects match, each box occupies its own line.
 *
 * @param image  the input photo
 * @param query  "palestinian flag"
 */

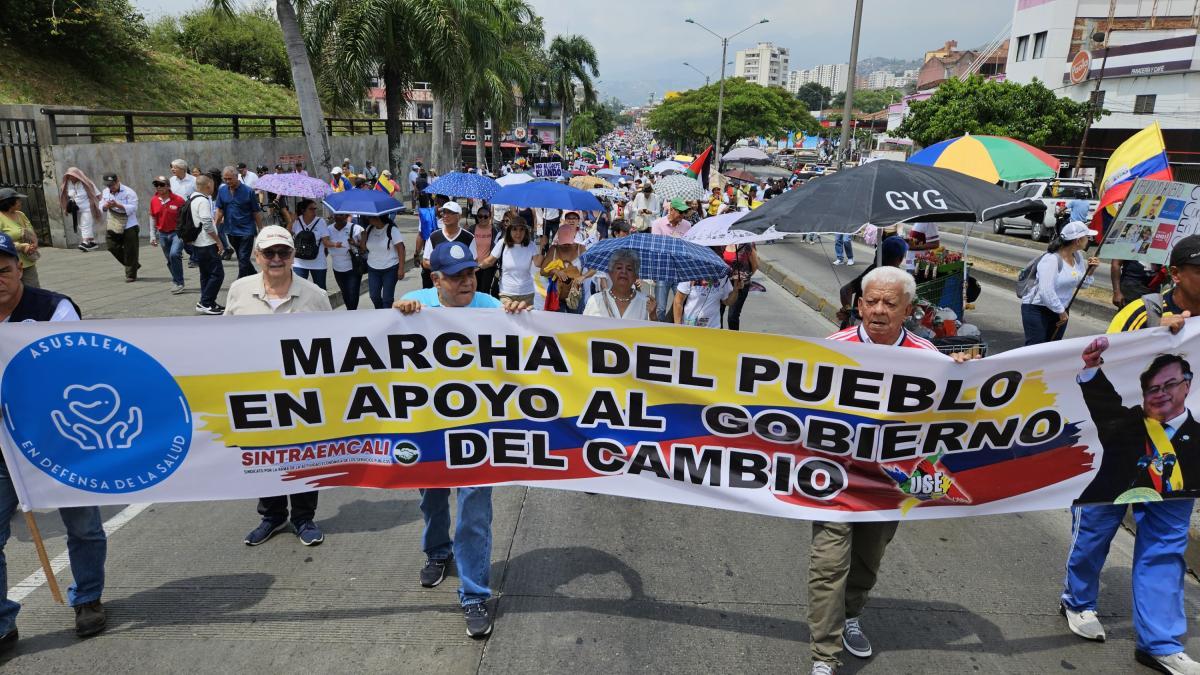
xmin=685 ymin=145 xmax=714 ymax=189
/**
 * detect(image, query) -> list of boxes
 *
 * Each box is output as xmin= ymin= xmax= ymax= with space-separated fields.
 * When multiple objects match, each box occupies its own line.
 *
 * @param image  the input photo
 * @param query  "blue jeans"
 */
xmin=0 ymin=459 xmax=106 ymax=633
xmin=654 ymin=282 xmax=675 ymax=322
xmin=367 ymin=264 xmax=398 ymax=309
xmin=157 ymin=230 xmax=185 ymax=285
xmin=419 ymin=486 xmax=493 ymax=606
xmin=1021 ymin=303 xmax=1067 ymax=345
xmin=293 ymin=266 xmax=327 ymax=290
xmin=227 ymin=233 xmax=256 ymax=279
xmin=334 ymin=269 xmax=362 ymax=310
xmin=194 ymin=244 xmax=225 ymax=307
xmin=1062 ymin=500 xmax=1194 ymax=655
xmin=834 ymin=234 xmax=854 ymax=262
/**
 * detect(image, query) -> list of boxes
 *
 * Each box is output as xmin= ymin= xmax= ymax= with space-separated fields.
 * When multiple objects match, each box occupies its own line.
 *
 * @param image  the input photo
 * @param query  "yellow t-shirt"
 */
xmin=0 ymin=211 xmax=35 ymax=268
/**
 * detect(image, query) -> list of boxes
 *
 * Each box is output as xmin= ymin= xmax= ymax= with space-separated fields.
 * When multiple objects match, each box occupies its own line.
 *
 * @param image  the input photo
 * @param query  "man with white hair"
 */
xmin=168 ymin=159 xmax=195 ymax=198
xmin=809 ymin=265 xmax=938 ymax=675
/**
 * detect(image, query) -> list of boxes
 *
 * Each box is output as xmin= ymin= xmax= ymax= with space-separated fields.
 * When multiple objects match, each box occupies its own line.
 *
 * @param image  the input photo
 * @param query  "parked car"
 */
xmin=993 ymin=179 xmax=1098 ymax=241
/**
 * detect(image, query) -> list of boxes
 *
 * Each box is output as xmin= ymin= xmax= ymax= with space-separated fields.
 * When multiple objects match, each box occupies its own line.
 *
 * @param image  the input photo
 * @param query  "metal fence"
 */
xmin=0 ymin=118 xmax=49 ymax=243
xmin=40 ymin=108 xmax=436 ymax=144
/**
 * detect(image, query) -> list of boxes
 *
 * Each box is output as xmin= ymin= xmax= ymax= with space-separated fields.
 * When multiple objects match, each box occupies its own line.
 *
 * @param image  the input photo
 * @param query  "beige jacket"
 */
xmin=223 ymin=273 xmax=333 ymax=315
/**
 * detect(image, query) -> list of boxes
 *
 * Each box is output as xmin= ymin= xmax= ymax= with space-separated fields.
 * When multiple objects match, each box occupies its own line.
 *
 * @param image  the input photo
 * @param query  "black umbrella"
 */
xmin=734 ymin=160 xmax=1041 ymax=234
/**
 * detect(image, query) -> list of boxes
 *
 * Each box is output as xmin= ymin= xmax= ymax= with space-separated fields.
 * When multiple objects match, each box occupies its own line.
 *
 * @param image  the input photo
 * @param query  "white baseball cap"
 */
xmin=1060 ymin=221 xmax=1098 ymax=241
xmin=255 ymin=225 xmax=294 ymax=250
xmin=330 ymin=166 xmax=343 ymax=174
xmin=442 ymin=201 xmax=462 ymax=214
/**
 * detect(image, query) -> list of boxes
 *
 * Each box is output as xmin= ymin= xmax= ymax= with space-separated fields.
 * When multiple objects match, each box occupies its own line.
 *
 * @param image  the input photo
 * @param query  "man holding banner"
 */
xmin=0 ymin=233 xmax=108 ymax=650
xmin=394 ymin=241 xmax=530 ymax=639
xmin=1061 ymin=235 xmax=1200 ymax=675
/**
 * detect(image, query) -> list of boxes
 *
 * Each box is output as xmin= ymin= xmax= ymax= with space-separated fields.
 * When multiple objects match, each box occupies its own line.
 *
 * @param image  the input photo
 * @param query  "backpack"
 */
xmin=176 ymin=194 xmax=205 ymax=244
xmin=1015 ymin=252 xmax=1065 ymax=299
xmin=293 ymin=218 xmax=319 ymax=260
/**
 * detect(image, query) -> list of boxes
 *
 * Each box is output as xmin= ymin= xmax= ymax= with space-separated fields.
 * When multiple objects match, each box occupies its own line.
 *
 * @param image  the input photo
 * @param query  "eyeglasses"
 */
xmin=260 ymin=247 xmax=293 ymax=260
xmin=1147 ymin=374 xmax=1193 ymax=396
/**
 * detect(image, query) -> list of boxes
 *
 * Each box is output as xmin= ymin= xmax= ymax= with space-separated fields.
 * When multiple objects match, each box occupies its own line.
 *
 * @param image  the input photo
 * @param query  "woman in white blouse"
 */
xmin=583 ymin=249 xmax=656 ymax=321
xmin=1020 ymin=221 xmax=1100 ymax=345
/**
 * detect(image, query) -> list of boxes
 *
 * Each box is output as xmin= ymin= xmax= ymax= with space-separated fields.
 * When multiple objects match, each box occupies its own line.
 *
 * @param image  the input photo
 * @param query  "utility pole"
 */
xmin=686 ymin=18 xmax=770 ymax=170
xmin=837 ymin=0 xmax=864 ymax=168
xmin=1075 ymin=1 xmax=1116 ymax=174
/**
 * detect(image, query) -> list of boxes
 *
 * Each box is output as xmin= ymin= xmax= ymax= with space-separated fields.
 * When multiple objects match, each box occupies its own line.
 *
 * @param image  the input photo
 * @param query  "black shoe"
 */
xmin=74 ymin=600 xmax=106 ymax=637
xmin=221 ymin=250 xmax=234 ymax=261
xmin=463 ymin=602 xmax=493 ymax=638
xmin=420 ymin=555 xmax=452 ymax=588
xmin=0 ymin=628 xmax=16 ymax=655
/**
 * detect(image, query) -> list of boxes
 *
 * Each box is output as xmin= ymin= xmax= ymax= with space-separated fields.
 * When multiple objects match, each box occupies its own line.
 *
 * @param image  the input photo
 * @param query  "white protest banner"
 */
xmin=3 ymin=309 xmax=1199 ymax=519
xmin=1099 ymin=179 xmax=1200 ymax=264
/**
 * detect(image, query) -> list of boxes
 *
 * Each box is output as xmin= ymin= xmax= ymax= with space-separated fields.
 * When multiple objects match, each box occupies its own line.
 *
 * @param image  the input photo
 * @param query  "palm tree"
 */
xmin=544 ymin=35 xmax=599 ymax=155
xmin=212 ymin=0 xmax=332 ymax=176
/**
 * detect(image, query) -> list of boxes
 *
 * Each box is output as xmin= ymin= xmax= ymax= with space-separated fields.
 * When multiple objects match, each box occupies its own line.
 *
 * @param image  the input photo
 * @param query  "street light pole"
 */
xmin=685 ymin=17 xmax=769 ymax=170
xmin=837 ymin=0 xmax=864 ymax=168
xmin=682 ymin=62 xmax=710 ymax=86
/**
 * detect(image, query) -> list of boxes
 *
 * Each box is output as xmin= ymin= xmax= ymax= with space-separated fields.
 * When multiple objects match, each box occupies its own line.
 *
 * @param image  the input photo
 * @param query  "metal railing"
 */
xmin=40 ymin=107 xmax=436 ymax=144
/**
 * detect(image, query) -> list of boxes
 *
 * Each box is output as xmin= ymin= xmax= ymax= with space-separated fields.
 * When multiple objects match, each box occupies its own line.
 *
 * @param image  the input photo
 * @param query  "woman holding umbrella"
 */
xmin=583 ymin=249 xmax=656 ymax=321
xmin=359 ymin=214 xmax=406 ymax=309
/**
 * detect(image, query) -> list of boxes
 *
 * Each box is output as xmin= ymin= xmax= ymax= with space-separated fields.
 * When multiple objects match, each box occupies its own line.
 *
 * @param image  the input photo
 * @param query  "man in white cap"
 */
xmin=223 ymin=225 xmax=332 ymax=548
xmin=422 ymin=201 xmax=476 ymax=271
xmin=330 ymin=166 xmax=351 ymax=193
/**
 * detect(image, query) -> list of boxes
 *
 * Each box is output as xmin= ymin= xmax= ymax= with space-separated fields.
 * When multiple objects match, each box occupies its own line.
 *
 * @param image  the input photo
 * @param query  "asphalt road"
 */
xmin=2 ymin=230 xmax=1194 ymax=674
xmin=937 ymin=225 xmax=1117 ymax=295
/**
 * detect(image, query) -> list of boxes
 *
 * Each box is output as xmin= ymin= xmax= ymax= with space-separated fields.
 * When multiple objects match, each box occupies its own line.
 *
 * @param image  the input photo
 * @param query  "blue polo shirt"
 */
xmin=215 ymin=182 xmax=261 ymax=236
xmin=401 ymin=288 xmax=501 ymax=308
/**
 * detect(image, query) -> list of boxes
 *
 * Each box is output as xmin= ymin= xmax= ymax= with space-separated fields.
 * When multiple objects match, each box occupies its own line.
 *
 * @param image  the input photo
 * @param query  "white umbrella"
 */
xmin=684 ymin=211 xmax=789 ymax=246
xmin=496 ymin=172 xmax=534 ymax=186
xmin=722 ymin=147 xmax=770 ymax=162
xmin=649 ymin=160 xmax=685 ymax=174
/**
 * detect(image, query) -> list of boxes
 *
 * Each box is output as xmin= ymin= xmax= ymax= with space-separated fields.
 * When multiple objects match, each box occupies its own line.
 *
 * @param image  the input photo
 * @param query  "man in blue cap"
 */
xmin=393 ymin=241 xmax=529 ymax=638
xmin=0 ymin=233 xmax=108 ymax=652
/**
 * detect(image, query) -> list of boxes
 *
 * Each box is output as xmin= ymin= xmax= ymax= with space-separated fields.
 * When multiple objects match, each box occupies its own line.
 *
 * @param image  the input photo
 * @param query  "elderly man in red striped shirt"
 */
xmin=811 ymin=266 xmax=970 ymax=675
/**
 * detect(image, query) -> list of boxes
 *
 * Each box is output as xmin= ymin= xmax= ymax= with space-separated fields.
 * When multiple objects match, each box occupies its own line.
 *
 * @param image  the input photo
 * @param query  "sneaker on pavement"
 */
xmin=73 ymin=600 xmax=106 ymax=637
xmin=1137 ymin=650 xmax=1200 ymax=675
xmin=846 ymin=259 xmax=856 ymax=266
xmin=244 ymin=519 xmax=287 ymax=546
xmin=295 ymin=520 xmax=324 ymax=546
xmin=810 ymin=660 xmax=835 ymax=675
xmin=0 ymin=628 xmax=16 ymax=655
xmin=187 ymin=260 xmax=198 ymax=268
xmin=420 ymin=556 xmax=452 ymax=588
xmin=171 ymin=284 xmax=185 ymax=295
xmin=463 ymin=602 xmax=493 ymax=639
xmin=1061 ymin=603 xmax=1106 ymax=642
xmin=196 ymin=303 xmax=224 ymax=315
xmin=842 ymin=616 xmax=872 ymax=658
xmin=832 ymin=259 xmax=846 ymax=266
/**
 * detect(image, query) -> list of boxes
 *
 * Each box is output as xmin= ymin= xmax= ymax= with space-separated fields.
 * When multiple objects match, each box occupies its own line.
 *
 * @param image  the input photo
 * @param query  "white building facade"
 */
xmin=785 ymin=63 xmax=850 ymax=94
xmin=735 ymin=42 xmax=790 ymax=87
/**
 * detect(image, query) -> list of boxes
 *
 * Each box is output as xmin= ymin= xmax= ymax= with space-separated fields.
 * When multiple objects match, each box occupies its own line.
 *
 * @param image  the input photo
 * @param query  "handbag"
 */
xmin=490 ymin=242 xmax=505 ymax=296
xmin=349 ymin=246 xmax=368 ymax=276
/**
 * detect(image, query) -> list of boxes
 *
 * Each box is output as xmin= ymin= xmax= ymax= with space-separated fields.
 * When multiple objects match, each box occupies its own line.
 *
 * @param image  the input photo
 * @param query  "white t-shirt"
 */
xmin=905 ymin=221 xmax=941 ymax=270
xmin=326 ymin=222 xmax=364 ymax=273
xmin=190 ymin=194 xmax=218 ymax=247
xmin=365 ymin=223 xmax=402 ymax=269
xmin=583 ymin=289 xmax=651 ymax=320
xmin=241 ymin=171 xmax=259 ymax=188
xmin=490 ymin=240 xmax=537 ymax=296
xmin=676 ymin=279 xmax=733 ymax=327
xmin=291 ymin=217 xmax=332 ymax=271
xmin=422 ymin=225 xmax=478 ymax=261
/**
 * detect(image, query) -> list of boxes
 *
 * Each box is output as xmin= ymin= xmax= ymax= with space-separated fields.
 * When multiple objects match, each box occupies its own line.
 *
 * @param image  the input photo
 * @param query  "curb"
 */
xmin=968 ymin=265 xmax=1116 ymax=324
xmin=759 ymin=254 xmax=1198 ymax=576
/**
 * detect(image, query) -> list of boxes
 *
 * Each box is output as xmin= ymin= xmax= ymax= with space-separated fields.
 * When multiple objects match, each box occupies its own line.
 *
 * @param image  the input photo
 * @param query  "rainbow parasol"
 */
xmin=908 ymin=134 xmax=1059 ymax=183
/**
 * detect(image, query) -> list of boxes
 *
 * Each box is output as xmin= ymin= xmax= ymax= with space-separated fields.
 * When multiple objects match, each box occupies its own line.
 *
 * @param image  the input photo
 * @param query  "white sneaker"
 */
xmin=845 ymin=259 xmax=855 ymax=266
xmin=171 ymin=284 xmax=185 ymax=295
xmin=1061 ymin=603 xmax=1105 ymax=642
xmin=810 ymin=661 xmax=835 ymax=675
xmin=832 ymin=259 xmax=846 ymax=266
xmin=1137 ymin=650 xmax=1200 ymax=675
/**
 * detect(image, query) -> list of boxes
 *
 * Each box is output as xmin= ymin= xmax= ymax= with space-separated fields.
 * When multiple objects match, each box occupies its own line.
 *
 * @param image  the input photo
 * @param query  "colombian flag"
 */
xmin=375 ymin=174 xmax=398 ymax=196
xmin=1092 ymin=122 xmax=1172 ymax=232
xmin=330 ymin=174 xmax=353 ymax=193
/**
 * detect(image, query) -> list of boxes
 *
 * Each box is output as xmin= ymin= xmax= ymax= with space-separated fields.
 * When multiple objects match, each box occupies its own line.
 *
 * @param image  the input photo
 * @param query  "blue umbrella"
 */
xmin=424 ymin=171 xmax=501 ymax=200
xmin=323 ymin=189 xmax=406 ymax=216
xmin=491 ymin=181 xmax=604 ymax=212
xmin=580 ymin=233 xmax=730 ymax=285
xmin=596 ymin=168 xmax=623 ymax=180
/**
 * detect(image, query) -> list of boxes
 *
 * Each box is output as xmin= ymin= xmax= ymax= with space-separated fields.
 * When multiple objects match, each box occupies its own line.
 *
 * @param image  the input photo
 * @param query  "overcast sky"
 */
xmin=132 ymin=0 xmax=1013 ymax=104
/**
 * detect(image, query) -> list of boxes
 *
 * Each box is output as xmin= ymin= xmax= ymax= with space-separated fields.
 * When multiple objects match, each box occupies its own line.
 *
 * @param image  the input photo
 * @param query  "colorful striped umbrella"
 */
xmin=908 ymin=134 xmax=1058 ymax=183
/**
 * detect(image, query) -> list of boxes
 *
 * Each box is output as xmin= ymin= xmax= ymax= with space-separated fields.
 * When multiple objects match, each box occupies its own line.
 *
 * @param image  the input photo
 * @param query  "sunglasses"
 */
xmin=260 ymin=247 xmax=293 ymax=260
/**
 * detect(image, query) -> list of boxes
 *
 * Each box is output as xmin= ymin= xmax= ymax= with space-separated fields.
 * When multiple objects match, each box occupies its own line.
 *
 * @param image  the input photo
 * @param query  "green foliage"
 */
xmin=0 ymin=0 xmax=149 ymax=63
xmin=893 ymin=75 xmax=1096 ymax=148
xmin=647 ymin=79 xmax=819 ymax=152
xmin=793 ymin=82 xmax=831 ymax=111
xmin=564 ymin=110 xmax=599 ymax=147
xmin=150 ymin=3 xmax=291 ymax=86
xmin=830 ymin=87 xmax=904 ymax=113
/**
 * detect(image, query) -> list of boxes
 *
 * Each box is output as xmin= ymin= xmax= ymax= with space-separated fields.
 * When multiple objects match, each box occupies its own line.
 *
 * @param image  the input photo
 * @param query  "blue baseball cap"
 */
xmin=430 ymin=241 xmax=478 ymax=276
xmin=0 ymin=233 xmax=18 ymax=259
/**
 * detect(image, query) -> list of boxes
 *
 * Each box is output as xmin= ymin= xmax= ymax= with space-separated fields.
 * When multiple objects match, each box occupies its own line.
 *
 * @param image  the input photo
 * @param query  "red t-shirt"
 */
xmin=150 ymin=192 xmax=185 ymax=233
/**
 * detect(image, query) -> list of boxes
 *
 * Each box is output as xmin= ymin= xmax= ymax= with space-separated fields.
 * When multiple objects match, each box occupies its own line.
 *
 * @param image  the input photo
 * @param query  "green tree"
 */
xmin=543 ymin=35 xmax=600 ymax=152
xmin=0 ymin=0 xmax=149 ymax=64
xmin=647 ymin=79 xmax=818 ymax=154
xmin=830 ymin=87 xmax=904 ymax=114
xmin=159 ymin=4 xmax=291 ymax=86
xmin=564 ymin=109 xmax=599 ymax=148
xmin=793 ymin=82 xmax=831 ymax=111
xmin=893 ymin=75 xmax=1095 ymax=148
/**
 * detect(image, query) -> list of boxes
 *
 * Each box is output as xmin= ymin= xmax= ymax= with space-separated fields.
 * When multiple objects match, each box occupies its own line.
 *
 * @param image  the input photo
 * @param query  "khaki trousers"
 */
xmin=807 ymin=519 xmax=899 ymax=665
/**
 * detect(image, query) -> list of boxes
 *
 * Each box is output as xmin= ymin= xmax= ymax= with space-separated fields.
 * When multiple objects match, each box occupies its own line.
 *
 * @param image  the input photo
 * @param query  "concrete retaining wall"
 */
xmin=36 ymin=131 xmax=450 ymax=247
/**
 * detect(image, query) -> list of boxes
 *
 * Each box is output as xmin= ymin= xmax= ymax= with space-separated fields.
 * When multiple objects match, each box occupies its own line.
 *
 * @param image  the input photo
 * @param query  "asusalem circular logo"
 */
xmin=2 ymin=332 xmax=192 ymax=494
